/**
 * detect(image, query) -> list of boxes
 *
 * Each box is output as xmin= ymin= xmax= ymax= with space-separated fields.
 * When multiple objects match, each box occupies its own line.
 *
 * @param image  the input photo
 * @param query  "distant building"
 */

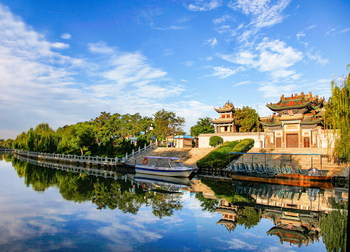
xmin=212 ymin=101 xmax=237 ymax=133
xmin=260 ymin=92 xmax=326 ymax=148
xmin=174 ymin=135 xmax=194 ymax=148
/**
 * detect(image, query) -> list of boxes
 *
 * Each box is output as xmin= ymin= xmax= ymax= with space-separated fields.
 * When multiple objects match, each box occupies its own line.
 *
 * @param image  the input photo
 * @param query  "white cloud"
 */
xmin=209 ymin=66 xmax=241 ymax=78
xmin=213 ymin=15 xmax=234 ymax=24
xmin=206 ymin=37 xmax=218 ymax=48
xmin=219 ymin=38 xmax=302 ymax=80
xmin=185 ymin=0 xmax=223 ymax=12
xmin=227 ymin=0 xmax=291 ymax=41
xmin=233 ymin=80 xmax=251 ymax=87
xmin=255 ymin=38 xmax=302 ymax=73
xmin=51 ymin=42 xmax=69 ymax=49
xmin=182 ymin=61 xmax=194 ymax=67
xmin=0 ymin=4 xmax=207 ymax=139
xmin=296 ymin=32 xmax=306 ymax=39
xmin=306 ymin=51 xmax=329 ymax=65
xmin=155 ymin=25 xmax=186 ymax=31
xmin=262 ymin=246 xmax=296 ymax=252
xmin=258 ymin=83 xmax=297 ymax=98
xmin=231 ymin=0 xmax=291 ymax=28
xmin=215 ymin=237 xmax=258 ymax=250
xmin=88 ymin=41 xmax=115 ymax=54
xmin=60 ymin=33 xmax=71 ymax=40
xmin=339 ymin=27 xmax=350 ymax=33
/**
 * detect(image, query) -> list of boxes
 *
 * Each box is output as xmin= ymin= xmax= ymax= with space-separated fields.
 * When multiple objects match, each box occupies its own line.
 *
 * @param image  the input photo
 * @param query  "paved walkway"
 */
xmin=130 ymin=147 xmax=213 ymax=168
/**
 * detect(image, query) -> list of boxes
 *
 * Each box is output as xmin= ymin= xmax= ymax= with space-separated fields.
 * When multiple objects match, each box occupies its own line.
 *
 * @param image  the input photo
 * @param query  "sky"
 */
xmin=0 ymin=0 xmax=349 ymax=139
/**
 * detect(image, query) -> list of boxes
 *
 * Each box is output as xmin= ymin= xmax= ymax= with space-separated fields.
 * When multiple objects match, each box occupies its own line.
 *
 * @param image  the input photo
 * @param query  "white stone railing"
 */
xmin=13 ymin=142 xmax=155 ymax=165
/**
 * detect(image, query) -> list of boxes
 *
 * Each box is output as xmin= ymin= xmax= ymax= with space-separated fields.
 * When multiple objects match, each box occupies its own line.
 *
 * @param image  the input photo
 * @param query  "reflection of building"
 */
xmin=215 ymin=204 xmax=239 ymax=232
xmin=261 ymin=92 xmax=326 ymax=148
xmin=212 ymin=102 xmax=237 ymax=133
xmin=264 ymin=210 xmax=320 ymax=247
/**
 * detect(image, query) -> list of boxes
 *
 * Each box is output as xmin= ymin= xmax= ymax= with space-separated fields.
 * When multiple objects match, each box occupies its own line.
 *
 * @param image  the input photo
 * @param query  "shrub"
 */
xmin=209 ymin=136 xmax=223 ymax=147
xmin=197 ymin=138 xmax=254 ymax=169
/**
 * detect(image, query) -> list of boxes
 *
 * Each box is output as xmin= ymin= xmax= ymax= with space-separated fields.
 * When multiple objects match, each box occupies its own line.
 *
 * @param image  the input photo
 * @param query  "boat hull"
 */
xmin=135 ymin=165 xmax=194 ymax=177
xmin=231 ymin=173 xmax=334 ymax=189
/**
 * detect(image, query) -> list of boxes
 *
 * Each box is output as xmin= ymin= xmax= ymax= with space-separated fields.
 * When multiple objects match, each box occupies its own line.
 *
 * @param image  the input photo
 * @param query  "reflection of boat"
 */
xmin=135 ymin=156 xmax=195 ymax=177
xmin=134 ymin=174 xmax=191 ymax=192
xmin=135 ymin=174 xmax=191 ymax=187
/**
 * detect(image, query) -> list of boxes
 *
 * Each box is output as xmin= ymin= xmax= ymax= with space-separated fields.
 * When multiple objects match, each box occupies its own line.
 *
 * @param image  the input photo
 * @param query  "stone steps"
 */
xmin=233 ymin=148 xmax=347 ymax=176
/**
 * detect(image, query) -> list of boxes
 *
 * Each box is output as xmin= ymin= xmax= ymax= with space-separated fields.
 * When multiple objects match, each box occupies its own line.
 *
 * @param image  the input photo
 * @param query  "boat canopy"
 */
xmin=144 ymin=156 xmax=180 ymax=160
xmin=229 ymin=152 xmax=322 ymax=156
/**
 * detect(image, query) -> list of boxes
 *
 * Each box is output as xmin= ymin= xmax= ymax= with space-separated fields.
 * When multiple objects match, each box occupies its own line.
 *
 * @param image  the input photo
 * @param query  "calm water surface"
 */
xmin=0 ymin=154 xmax=347 ymax=251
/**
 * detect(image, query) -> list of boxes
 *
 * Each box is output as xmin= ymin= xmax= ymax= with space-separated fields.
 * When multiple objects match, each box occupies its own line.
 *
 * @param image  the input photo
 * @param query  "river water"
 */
xmin=0 ymin=154 xmax=348 ymax=251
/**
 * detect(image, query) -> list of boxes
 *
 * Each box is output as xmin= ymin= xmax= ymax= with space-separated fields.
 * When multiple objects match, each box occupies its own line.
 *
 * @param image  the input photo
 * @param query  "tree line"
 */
xmin=1 ymin=110 xmax=185 ymax=157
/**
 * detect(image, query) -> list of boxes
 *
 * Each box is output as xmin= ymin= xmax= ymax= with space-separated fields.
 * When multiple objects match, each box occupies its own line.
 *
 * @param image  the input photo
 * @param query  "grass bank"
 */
xmin=197 ymin=139 xmax=254 ymax=169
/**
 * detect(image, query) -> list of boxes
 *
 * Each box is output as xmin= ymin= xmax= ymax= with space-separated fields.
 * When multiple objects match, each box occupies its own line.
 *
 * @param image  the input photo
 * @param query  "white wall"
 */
xmin=198 ymin=132 xmax=266 ymax=148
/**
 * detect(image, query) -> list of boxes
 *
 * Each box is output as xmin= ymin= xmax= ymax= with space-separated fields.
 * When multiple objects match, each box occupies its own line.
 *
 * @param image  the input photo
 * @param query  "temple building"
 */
xmin=212 ymin=102 xmax=237 ymax=133
xmin=261 ymin=92 xmax=325 ymax=148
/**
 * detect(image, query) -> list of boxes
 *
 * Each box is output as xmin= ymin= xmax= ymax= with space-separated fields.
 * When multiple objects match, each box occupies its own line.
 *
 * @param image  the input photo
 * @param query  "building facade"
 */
xmin=261 ymin=92 xmax=326 ymax=148
xmin=212 ymin=102 xmax=237 ymax=133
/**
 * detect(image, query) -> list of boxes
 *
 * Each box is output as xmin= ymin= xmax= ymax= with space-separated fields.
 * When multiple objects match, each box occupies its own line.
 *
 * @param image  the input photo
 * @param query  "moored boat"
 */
xmin=135 ymin=156 xmax=195 ymax=177
xmin=229 ymin=163 xmax=333 ymax=188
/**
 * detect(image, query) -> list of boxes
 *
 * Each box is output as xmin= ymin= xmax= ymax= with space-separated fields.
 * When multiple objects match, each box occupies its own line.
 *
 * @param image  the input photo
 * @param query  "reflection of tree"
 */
xmin=199 ymin=179 xmax=254 ymax=203
xmin=92 ymin=181 xmax=145 ymax=214
xmin=10 ymin=158 xmax=183 ymax=218
xmin=195 ymin=193 xmax=219 ymax=212
xmin=320 ymin=210 xmax=348 ymax=252
xmin=151 ymin=193 xmax=182 ymax=219
xmin=236 ymin=206 xmax=261 ymax=229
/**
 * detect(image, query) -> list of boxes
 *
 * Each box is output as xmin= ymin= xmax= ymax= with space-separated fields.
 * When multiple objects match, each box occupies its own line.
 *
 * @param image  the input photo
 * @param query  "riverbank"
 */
xmin=132 ymin=147 xmax=213 ymax=168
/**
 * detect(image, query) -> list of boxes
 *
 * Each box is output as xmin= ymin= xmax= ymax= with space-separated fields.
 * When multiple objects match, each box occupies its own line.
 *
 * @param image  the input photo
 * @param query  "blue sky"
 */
xmin=0 ymin=0 xmax=349 ymax=139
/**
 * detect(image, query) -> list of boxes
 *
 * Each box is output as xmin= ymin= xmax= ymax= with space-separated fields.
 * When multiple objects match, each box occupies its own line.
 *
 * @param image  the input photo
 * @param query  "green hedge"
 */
xmin=209 ymin=136 xmax=224 ymax=147
xmin=197 ymin=138 xmax=254 ymax=169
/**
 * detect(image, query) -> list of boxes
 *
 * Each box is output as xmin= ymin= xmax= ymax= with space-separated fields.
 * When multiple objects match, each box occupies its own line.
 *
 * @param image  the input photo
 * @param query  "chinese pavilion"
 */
xmin=261 ymin=92 xmax=325 ymax=148
xmin=212 ymin=101 xmax=237 ymax=133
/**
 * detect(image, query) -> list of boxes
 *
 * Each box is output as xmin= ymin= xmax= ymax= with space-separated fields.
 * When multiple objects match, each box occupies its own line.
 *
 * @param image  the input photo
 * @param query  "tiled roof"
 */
xmin=212 ymin=118 xmax=235 ymax=123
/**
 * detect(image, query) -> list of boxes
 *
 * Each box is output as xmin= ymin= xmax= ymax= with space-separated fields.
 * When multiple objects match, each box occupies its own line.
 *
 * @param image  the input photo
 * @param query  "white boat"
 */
xmin=135 ymin=156 xmax=195 ymax=177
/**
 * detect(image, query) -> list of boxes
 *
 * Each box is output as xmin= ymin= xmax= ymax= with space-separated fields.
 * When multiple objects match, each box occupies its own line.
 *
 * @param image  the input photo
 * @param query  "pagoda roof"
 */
xmin=267 ymin=100 xmax=312 ymax=111
xmin=214 ymin=101 xmax=235 ymax=113
xmin=212 ymin=118 xmax=235 ymax=124
xmin=266 ymin=92 xmax=325 ymax=112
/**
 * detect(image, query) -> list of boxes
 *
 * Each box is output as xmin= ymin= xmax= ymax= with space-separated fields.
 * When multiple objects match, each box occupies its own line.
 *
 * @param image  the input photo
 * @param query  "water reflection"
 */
xmin=9 ymin=154 xmax=185 ymax=218
xmin=0 ymin=153 xmax=348 ymax=251
xmin=195 ymin=178 xmax=348 ymax=250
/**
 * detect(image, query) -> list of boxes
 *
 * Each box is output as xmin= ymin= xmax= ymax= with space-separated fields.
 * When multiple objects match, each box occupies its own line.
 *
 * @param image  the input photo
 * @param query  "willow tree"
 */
xmin=326 ymin=72 xmax=350 ymax=162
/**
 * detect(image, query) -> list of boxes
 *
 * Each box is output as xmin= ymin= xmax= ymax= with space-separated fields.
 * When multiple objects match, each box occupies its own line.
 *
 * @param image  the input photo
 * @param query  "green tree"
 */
xmin=235 ymin=106 xmax=260 ymax=132
xmin=209 ymin=136 xmax=223 ymax=147
xmin=190 ymin=117 xmax=215 ymax=136
xmin=320 ymin=210 xmax=348 ymax=252
xmin=56 ymin=125 xmax=80 ymax=154
xmin=153 ymin=109 xmax=185 ymax=140
xmin=325 ymin=73 xmax=350 ymax=162
xmin=74 ymin=123 xmax=97 ymax=155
